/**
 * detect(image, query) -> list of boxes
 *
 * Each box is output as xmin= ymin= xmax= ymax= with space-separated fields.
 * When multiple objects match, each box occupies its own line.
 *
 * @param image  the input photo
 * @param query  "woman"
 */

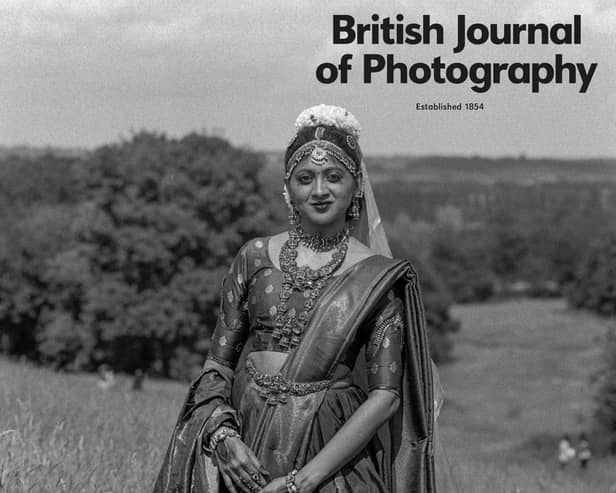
xmin=154 ymin=105 xmax=441 ymax=493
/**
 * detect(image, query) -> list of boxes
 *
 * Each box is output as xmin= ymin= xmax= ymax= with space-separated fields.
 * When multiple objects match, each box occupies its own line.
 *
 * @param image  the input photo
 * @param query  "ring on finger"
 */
xmin=239 ymin=477 xmax=259 ymax=492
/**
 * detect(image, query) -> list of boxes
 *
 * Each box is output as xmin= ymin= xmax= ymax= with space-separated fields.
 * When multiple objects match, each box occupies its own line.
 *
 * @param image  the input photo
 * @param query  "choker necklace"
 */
xmin=272 ymin=228 xmax=349 ymax=349
xmin=296 ymin=226 xmax=349 ymax=252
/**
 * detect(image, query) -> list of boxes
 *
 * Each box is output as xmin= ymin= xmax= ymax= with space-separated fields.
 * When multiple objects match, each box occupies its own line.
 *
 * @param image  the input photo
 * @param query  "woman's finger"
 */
xmin=244 ymin=447 xmax=270 ymax=481
xmin=220 ymin=470 xmax=239 ymax=493
xmin=239 ymin=458 xmax=267 ymax=486
xmin=234 ymin=466 xmax=264 ymax=492
xmin=235 ymin=460 xmax=267 ymax=493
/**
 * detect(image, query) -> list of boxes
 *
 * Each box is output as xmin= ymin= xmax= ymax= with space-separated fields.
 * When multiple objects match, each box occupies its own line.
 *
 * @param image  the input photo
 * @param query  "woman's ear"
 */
xmin=282 ymin=183 xmax=293 ymax=208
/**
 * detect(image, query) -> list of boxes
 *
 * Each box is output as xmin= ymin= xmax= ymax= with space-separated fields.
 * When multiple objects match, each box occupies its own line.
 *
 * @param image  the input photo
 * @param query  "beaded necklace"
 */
xmin=272 ymin=227 xmax=349 ymax=349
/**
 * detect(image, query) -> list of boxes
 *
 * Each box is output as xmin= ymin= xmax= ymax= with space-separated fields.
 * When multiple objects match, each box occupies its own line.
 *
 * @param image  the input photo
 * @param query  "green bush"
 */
xmin=565 ymin=234 xmax=616 ymax=317
xmin=387 ymin=228 xmax=460 ymax=363
xmin=565 ymin=234 xmax=616 ymax=451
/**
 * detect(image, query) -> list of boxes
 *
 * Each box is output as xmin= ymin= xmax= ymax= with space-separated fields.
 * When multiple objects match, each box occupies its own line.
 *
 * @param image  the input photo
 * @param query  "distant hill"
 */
xmin=262 ymin=151 xmax=616 ymax=184
xmin=0 ymin=145 xmax=88 ymax=160
xmin=4 ymin=146 xmax=615 ymax=184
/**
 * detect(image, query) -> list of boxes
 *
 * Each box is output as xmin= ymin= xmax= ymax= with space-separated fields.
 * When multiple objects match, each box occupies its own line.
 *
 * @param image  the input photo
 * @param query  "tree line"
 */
xmin=0 ymin=133 xmax=459 ymax=379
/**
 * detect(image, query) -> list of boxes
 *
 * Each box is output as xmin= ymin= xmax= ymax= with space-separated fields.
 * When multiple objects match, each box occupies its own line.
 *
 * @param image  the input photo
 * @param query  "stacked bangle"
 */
xmin=285 ymin=468 xmax=298 ymax=493
xmin=209 ymin=425 xmax=240 ymax=451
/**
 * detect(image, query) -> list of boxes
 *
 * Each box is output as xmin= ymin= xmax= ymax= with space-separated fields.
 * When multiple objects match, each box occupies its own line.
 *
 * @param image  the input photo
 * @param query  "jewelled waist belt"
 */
xmin=245 ymin=357 xmax=336 ymax=405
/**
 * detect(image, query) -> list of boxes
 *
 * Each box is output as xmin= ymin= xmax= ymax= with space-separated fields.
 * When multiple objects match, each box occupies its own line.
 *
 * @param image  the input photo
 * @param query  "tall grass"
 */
xmin=0 ymin=361 xmax=184 ymax=492
xmin=1 ymin=299 xmax=615 ymax=492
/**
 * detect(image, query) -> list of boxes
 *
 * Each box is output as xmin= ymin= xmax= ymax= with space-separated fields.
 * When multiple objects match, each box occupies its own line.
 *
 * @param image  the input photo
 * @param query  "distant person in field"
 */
xmin=132 ymin=368 xmax=144 ymax=391
xmin=577 ymin=433 xmax=592 ymax=470
xmin=558 ymin=434 xmax=576 ymax=468
xmin=96 ymin=363 xmax=116 ymax=390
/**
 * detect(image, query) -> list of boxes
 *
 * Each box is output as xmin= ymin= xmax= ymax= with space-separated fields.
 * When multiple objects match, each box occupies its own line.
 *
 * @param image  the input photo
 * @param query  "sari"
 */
xmin=153 ymin=254 xmax=436 ymax=492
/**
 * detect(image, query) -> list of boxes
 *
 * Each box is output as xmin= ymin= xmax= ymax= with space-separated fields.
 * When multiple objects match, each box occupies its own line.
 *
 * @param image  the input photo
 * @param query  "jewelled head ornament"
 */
xmin=283 ymin=104 xmax=391 ymax=257
xmin=284 ymin=104 xmax=363 ymax=180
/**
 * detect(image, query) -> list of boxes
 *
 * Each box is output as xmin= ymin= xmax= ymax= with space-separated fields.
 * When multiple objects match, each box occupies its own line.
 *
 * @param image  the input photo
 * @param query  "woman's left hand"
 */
xmin=259 ymin=476 xmax=287 ymax=493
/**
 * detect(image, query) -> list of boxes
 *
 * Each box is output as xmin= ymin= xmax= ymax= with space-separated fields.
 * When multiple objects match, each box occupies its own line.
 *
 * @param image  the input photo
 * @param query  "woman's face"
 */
xmin=287 ymin=155 xmax=356 ymax=233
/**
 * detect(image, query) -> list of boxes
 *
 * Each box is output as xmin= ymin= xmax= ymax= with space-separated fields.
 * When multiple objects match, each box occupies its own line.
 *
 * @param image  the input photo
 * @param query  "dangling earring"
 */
xmin=289 ymin=204 xmax=300 ymax=227
xmin=348 ymin=196 xmax=361 ymax=221
xmin=283 ymin=183 xmax=300 ymax=227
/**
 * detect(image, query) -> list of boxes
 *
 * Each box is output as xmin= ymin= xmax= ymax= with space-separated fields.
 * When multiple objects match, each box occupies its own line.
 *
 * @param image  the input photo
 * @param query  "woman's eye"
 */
xmin=327 ymin=174 xmax=342 ymax=182
xmin=297 ymin=175 xmax=312 ymax=185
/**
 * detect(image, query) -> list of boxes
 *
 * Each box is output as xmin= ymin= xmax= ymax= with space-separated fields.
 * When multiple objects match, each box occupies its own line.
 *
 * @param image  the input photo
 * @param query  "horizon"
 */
xmin=2 ymin=141 xmax=616 ymax=162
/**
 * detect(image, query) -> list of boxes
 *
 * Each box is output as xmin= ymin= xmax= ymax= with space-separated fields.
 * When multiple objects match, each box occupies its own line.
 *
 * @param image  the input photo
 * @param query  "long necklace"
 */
xmin=273 ymin=227 xmax=349 ymax=349
xmin=296 ymin=226 xmax=348 ymax=252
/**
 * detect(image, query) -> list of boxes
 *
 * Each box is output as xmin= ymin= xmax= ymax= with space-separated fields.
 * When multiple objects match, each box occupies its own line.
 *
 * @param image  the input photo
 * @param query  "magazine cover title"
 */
xmin=316 ymin=14 xmax=597 ymax=93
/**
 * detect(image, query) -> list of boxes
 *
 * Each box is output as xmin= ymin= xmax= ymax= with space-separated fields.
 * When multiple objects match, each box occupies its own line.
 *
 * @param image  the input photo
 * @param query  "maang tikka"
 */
xmin=310 ymin=146 xmax=328 ymax=166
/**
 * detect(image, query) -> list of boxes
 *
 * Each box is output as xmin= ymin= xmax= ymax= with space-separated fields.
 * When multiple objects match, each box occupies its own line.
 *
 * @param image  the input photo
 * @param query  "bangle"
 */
xmin=209 ymin=426 xmax=240 ymax=451
xmin=285 ymin=469 xmax=298 ymax=493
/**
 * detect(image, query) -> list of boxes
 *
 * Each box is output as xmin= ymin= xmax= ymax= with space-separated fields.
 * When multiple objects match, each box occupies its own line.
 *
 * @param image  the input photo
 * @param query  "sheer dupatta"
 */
xmin=354 ymin=160 xmax=453 ymax=492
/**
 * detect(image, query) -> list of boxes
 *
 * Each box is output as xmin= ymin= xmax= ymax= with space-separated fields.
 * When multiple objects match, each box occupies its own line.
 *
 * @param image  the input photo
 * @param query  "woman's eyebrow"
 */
xmin=295 ymin=164 xmax=345 ymax=174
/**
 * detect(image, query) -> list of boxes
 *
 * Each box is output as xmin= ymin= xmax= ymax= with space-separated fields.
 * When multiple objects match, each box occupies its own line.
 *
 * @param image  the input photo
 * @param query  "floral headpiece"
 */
xmin=284 ymin=104 xmax=363 ymax=180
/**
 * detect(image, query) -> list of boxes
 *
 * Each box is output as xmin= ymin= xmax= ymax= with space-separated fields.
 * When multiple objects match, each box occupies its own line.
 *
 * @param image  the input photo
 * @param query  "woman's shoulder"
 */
xmin=346 ymin=238 xmax=416 ymax=278
xmin=233 ymin=235 xmax=273 ymax=265
xmin=345 ymin=237 xmax=401 ymax=268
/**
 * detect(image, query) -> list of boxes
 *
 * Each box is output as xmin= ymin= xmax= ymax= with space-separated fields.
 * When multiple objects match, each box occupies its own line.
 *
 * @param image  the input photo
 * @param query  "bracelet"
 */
xmin=285 ymin=469 xmax=298 ymax=493
xmin=209 ymin=425 xmax=240 ymax=452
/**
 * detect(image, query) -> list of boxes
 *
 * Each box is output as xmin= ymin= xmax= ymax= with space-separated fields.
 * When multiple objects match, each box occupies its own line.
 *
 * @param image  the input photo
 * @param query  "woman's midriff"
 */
xmin=247 ymin=350 xmax=287 ymax=374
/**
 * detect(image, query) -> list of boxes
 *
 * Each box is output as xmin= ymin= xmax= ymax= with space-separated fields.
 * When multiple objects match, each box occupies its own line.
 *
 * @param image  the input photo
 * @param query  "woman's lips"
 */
xmin=311 ymin=202 xmax=332 ymax=212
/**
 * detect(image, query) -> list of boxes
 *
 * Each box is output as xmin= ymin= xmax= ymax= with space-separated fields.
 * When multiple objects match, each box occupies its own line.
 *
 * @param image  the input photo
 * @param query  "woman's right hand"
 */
xmin=213 ymin=436 xmax=269 ymax=493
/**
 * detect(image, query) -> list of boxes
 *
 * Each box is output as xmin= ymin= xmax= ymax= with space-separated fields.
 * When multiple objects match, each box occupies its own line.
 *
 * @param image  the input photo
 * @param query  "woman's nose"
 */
xmin=312 ymin=176 xmax=329 ymax=197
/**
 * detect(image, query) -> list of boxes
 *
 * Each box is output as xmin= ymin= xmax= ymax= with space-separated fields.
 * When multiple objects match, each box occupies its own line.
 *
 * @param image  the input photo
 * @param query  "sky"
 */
xmin=1 ymin=0 xmax=615 ymax=158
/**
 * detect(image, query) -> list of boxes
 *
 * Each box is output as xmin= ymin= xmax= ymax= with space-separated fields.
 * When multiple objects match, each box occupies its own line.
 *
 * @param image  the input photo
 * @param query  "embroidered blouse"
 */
xmin=207 ymin=237 xmax=405 ymax=396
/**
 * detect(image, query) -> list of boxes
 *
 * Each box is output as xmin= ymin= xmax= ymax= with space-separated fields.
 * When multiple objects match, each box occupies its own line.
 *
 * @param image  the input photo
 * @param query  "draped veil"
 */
xmin=354 ymin=160 xmax=458 ymax=492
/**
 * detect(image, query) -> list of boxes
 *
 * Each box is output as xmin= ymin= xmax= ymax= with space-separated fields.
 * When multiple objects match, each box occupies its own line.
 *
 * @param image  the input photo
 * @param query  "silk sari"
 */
xmin=153 ymin=255 xmax=436 ymax=492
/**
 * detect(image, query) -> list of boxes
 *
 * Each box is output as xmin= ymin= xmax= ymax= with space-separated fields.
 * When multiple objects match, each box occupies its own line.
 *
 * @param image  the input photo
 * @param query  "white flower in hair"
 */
xmin=294 ymin=104 xmax=361 ymax=139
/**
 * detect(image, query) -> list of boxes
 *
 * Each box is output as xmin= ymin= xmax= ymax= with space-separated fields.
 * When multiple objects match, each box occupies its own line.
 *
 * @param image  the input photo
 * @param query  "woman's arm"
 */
xmin=199 ymin=240 xmax=271 ymax=493
xmin=295 ymin=289 xmax=406 ymax=492
xmin=296 ymin=389 xmax=399 ymax=492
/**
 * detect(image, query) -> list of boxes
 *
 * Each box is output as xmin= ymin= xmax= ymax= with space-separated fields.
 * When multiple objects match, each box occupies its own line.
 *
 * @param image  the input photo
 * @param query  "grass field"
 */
xmin=1 ymin=299 xmax=615 ymax=492
xmin=439 ymin=299 xmax=616 ymax=492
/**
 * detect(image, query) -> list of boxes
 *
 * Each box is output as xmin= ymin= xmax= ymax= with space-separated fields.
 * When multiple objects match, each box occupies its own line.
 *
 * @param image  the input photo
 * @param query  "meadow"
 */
xmin=1 ymin=298 xmax=614 ymax=492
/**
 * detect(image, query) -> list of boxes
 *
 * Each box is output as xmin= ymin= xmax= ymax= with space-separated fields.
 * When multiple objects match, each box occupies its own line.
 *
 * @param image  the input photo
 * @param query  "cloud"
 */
xmin=0 ymin=1 xmax=215 ymax=46
xmin=519 ymin=0 xmax=616 ymax=34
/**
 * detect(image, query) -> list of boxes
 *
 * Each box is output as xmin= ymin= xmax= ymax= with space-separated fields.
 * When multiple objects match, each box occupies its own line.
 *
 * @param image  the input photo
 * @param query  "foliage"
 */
xmin=387 ymin=219 xmax=460 ymax=363
xmin=0 ymin=132 xmax=274 ymax=378
xmin=564 ymin=234 xmax=616 ymax=449
xmin=565 ymin=234 xmax=616 ymax=317
xmin=373 ymin=179 xmax=616 ymax=302
xmin=595 ymin=325 xmax=616 ymax=452
xmin=3 ymin=146 xmax=615 ymax=374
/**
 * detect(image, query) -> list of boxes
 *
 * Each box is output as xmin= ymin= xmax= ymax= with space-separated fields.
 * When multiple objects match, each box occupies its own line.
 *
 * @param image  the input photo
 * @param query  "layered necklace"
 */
xmin=272 ymin=226 xmax=350 ymax=350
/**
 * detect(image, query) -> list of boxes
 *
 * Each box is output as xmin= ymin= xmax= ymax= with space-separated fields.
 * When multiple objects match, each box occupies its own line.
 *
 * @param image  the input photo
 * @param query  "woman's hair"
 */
xmin=284 ymin=105 xmax=363 ymax=180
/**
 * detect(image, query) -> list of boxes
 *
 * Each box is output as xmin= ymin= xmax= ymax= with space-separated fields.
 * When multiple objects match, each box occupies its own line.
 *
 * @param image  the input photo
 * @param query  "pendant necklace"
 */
xmin=273 ymin=227 xmax=349 ymax=349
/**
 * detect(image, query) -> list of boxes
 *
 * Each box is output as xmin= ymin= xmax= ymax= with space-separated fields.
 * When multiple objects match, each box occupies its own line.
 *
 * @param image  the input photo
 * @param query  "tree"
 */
xmin=387 ymin=219 xmax=460 ymax=363
xmin=42 ymin=132 xmax=274 ymax=378
xmin=565 ymin=234 xmax=616 ymax=451
xmin=566 ymin=234 xmax=616 ymax=316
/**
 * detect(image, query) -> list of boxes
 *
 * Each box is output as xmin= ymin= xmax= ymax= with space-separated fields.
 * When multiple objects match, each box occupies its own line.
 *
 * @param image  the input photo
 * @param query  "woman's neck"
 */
xmin=297 ymin=219 xmax=347 ymax=239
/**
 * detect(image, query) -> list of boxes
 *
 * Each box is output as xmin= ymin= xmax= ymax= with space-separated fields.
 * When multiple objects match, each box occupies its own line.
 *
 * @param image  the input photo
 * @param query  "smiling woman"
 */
xmin=153 ymin=105 xmax=445 ymax=493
